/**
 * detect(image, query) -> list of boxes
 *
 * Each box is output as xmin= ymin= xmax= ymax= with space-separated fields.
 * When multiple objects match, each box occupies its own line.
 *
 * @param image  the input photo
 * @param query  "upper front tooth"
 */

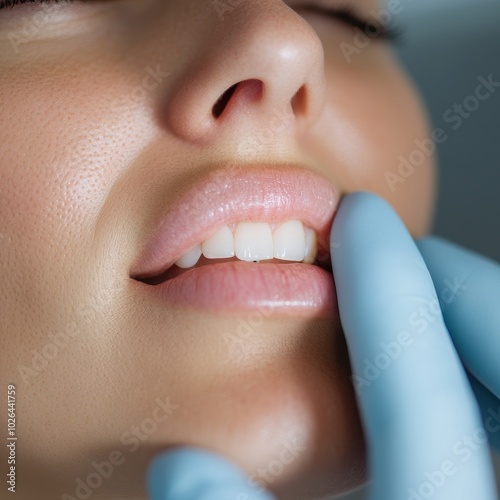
xmin=273 ymin=220 xmax=305 ymax=261
xmin=202 ymin=225 xmax=235 ymax=259
xmin=174 ymin=220 xmax=317 ymax=268
xmin=234 ymin=222 xmax=273 ymax=261
xmin=175 ymin=244 xmax=202 ymax=268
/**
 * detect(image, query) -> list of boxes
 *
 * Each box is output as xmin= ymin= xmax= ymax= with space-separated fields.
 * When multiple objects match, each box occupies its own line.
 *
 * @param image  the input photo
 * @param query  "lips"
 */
xmin=130 ymin=164 xmax=340 ymax=317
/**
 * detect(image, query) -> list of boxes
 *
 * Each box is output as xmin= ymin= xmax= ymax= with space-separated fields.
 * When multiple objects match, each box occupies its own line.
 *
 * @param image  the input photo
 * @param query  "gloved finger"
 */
xmin=467 ymin=372 xmax=500 ymax=452
xmin=416 ymin=236 xmax=500 ymax=400
xmin=330 ymin=192 xmax=497 ymax=500
xmin=147 ymin=447 xmax=276 ymax=500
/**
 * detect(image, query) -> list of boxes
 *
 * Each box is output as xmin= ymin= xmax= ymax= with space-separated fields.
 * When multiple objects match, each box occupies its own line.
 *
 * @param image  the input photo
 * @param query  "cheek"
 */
xmin=0 ymin=63 xmax=160 ymax=464
xmin=0 ymin=62 xmax=156 ymax=302
xmin=305 ymin=48 xmax=437 ymax=236
xmin=0 ymin=69 xmax=148 ymax=227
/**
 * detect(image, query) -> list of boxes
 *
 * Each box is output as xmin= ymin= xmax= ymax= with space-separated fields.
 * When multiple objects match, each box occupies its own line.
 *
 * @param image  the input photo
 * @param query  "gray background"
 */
xmin=394 ymin=0 xmax=500 ymax=262
xmin=336 ymin=0 xmax=500 ymax=498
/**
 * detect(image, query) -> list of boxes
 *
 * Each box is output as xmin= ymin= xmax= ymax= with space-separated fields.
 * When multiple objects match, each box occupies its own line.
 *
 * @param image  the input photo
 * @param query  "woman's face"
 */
xmin=0 ymin=0 xmax=436 ymax=498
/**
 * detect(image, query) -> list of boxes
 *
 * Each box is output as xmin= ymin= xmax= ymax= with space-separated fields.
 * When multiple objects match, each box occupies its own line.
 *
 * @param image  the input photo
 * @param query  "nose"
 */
xmin=160 ymin=2 xmax=326 ymax=144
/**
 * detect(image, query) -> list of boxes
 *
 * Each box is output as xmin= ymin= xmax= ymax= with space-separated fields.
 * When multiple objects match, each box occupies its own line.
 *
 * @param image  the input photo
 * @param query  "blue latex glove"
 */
xmin=147 ymin=191 xmax=499 ymax=499
xmin=330 ymin=192 xmax=498 ymax=500
xmin=147 ymin=447 xmax=275 ymax=500
xmin=416 ymin=236 xmax=500 ymax=450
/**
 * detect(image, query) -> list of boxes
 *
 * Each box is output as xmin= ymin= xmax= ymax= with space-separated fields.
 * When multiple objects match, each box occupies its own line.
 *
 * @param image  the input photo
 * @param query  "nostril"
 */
xmin=212 ymin=83 xmax=240 ymax=118
xmin=291 ymin=84 xmax=307 ymax=116
xmin=211 ymin=79 xmax=263 ymax=119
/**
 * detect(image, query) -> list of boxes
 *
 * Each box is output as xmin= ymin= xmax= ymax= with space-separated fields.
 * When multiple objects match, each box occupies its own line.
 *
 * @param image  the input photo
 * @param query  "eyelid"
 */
xmin=0 ymin=1 xmax=401 ymax=43
xmin=0 ymin=1 xmax=115 ymax=46
xmin=293 ymin=2 xmax=401 ymax=42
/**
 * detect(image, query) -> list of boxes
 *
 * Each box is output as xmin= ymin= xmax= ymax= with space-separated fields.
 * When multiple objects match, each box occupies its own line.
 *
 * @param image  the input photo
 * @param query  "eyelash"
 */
xmin=300 ymin=4 xmax=401 ymax=42
xmin=0 ymin=0 xmax=402 ymax=43
xmin=0 ymin=0 xmax=69 ymax=7
xmin=0 ymin=0 xmax=77 ymax=8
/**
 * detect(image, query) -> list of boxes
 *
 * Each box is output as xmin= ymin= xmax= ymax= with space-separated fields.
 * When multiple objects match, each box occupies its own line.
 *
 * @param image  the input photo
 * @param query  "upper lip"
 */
xmin=130 ymin=163 xmax=340 ymax=281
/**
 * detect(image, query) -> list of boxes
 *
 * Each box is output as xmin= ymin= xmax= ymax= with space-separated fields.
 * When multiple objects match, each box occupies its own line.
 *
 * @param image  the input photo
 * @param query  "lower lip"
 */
xmin=134 ymin=262 xmax=338 ymax=318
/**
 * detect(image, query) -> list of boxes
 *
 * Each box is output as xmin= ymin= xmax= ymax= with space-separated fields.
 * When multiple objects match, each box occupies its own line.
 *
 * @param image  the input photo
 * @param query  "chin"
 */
xmin=144 ymin=316 xmax=367 ymax=500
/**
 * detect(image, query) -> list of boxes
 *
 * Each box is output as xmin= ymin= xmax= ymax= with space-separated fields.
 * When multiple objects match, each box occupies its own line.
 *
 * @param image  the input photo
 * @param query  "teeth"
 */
xmin=202 ymin=225 xmax=234 ymax=259
xmin=235 ymin=222 xmax=274 ymax=262
xmin=303 ymin=227 xmax=317 ymax=264
xmin=273 ymin=220 xmax=305 ymax=261
xmin=174 ymin=220 xmax=318 ymax=268
xmin=174 ymin=244 xmax=202 ymax=268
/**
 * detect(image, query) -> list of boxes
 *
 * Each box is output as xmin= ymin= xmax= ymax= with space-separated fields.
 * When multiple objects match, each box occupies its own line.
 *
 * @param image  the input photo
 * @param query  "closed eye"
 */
xmin=295 ymin=3 xmax=401 ymax=42
xmin=0 ymin=0 xmax=81 ymax=9
xmin=0 ymin=0 xmax=402 ymax=43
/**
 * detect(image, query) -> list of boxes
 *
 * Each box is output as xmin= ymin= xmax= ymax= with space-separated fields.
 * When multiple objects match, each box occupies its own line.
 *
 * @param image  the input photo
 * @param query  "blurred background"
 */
xmin=395 ymin=0 xmax=500 ymax=262
xmin=338 ymin=0 xmax=500 ymax=498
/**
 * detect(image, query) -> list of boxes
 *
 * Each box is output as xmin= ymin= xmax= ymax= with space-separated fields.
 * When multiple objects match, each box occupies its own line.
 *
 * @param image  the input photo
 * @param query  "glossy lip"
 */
xmin=130 ymin=164 xmax=339 ymax=280
xmin=135 ymin=261 xmax=338 ymax=318
xmin=130 ymin=164 xmax=340 ymax=317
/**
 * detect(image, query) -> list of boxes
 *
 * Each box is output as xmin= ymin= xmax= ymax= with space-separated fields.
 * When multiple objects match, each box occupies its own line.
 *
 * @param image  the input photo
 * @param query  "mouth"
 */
xmin=139 ymin=220 xmax=332 ymax=285
xmin=130 ymin=164 xmax=339 ymax=317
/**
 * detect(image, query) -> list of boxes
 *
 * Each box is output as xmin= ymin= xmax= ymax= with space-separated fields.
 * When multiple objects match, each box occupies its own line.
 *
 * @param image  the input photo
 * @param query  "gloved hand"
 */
xmin=416 ymin=234 xmax=500 ymax=452
xmin=147 ymin=447 xmax=275 ymax=500
xmin=146 ymin=191 xmax=500 ymax=500
xmin=330 ymin=192 xmax=499 ymax=500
